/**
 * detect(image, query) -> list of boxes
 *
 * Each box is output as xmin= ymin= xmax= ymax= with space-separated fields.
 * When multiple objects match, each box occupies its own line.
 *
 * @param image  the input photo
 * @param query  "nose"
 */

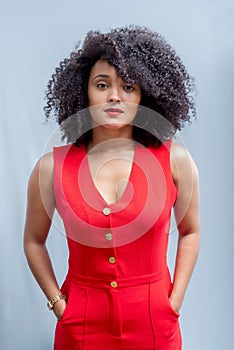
xmin=107 ymin=86 xmax=121 ymax=103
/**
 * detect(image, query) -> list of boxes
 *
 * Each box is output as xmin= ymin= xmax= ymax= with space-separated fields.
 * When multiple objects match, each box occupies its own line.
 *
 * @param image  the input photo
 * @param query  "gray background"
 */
xmin=0 ymin=0 xmax=233 ymax=349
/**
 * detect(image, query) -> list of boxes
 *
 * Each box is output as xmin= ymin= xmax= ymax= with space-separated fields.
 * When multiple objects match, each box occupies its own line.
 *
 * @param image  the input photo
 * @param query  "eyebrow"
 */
xmin=92 ymin=74 xmax=110 ymax=80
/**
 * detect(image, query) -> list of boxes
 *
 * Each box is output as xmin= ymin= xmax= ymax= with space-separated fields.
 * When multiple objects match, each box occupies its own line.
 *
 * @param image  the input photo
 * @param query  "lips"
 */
xmin=104 ymin=107 xmax=124 ymax=116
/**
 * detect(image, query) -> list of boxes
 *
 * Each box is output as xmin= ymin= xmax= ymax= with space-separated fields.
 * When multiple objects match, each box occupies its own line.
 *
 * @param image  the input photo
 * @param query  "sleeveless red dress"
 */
xmin=53 ymin=140 xmax=181 ymax=350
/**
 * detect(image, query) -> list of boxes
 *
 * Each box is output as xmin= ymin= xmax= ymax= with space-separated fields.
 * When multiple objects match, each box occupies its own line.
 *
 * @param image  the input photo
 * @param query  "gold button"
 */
xmin=109 ymin=256 xmax=116 ymax=264
xmin=105 ymin=233 xmax=113 ymax=241
xmin=110 ymin=281 xmax=118 ymax=288
xmin=103 ymin=207 xmax=111 ymax=216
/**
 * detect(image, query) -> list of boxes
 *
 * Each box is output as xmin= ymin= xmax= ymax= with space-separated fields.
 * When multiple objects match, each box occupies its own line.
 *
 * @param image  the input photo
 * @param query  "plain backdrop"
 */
xmin=0 ymin=0 xmax=233 ymax=349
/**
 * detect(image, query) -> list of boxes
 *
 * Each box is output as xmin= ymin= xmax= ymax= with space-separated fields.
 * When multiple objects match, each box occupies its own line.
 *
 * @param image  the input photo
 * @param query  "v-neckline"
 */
xmin=84 ymin=144 xmax=137 ymax=207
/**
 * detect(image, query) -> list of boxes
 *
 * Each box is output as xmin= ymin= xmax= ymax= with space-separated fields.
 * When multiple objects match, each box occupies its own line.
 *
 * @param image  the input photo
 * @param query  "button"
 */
xmin=105 ymin=233 xmax=113 ymax=241
xmin=110 ymin=281 xmax=118 ymax=288
xmin=103 ymin=207 xmax=111 ymax=216
xmin=108 ymin=256 xmax=116 ymax=264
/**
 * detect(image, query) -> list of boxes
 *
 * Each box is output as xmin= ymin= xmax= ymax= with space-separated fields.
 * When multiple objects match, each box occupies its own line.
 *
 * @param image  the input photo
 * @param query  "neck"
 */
xmin=88 ymin=124 xmax=134 ymax=150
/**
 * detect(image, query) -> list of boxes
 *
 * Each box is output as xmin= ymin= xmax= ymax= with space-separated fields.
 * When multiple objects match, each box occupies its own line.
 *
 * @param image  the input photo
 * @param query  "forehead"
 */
xmin=89 ymin=60 xmax=117 ymax=78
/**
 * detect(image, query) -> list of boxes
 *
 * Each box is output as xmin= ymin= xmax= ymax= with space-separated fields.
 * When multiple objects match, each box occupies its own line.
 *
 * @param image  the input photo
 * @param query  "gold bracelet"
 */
xmin=47 ymin=294 xmax=66 ymax=310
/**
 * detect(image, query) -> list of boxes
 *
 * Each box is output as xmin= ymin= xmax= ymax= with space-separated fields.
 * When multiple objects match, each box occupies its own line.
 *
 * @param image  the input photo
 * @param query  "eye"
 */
xmin=123 ymin=85 xmax=135 ymax=92
xmin=96 ymin=82 xmax=108 ymax=89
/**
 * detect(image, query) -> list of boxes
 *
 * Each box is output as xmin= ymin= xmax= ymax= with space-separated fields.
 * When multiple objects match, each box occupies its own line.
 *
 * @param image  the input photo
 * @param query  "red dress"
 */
xmin=53 ymin=140 xmax=181 ymax=350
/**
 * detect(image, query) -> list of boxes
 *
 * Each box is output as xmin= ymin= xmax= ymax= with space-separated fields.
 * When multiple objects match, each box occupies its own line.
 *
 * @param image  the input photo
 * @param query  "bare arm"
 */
xmin=23 ymin=153 xmax=66 ymax=319
xmin=170 ymin=143 xmax=200 ymax=312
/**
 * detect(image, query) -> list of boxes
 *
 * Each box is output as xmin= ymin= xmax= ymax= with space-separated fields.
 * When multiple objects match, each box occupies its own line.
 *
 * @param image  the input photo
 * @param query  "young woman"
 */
xmin=24 ymin=25 xmax=200 ymax=349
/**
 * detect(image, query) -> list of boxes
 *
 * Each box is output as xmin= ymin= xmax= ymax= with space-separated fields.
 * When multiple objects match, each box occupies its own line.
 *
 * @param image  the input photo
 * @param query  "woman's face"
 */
xmin=87 ymin=60 xmax=141 ymax=129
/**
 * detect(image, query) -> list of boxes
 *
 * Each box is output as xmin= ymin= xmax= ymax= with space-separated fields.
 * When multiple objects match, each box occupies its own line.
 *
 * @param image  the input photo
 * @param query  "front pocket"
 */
xmin=149 ymin=281 xmax=181 ymax=341
xmin=165 ymin=292 xmax=180 ymax=318
xmin=57 ymin=282 xmax=87 ymax=345
xmin=58 ymin=279 xmax=72 ymax=323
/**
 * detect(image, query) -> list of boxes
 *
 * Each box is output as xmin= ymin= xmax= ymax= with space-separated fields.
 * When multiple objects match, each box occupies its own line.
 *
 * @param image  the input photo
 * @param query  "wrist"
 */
xmin=47 ymin=294 xmax=66 ymax=310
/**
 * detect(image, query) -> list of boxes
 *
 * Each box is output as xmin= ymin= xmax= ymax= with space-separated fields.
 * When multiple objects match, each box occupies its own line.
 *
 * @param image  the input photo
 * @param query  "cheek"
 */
xmin=126 ymin=104 xmax=140 ymax=119
xmin=89 ymin=105 xmax=99 ymax=118
xmin=132 ymin=91 xmax=141 ymax=105
xmin=88 ymin=92 xmax=107 ymax=107
xmin=87 ymin=90 xmax=94 ymax=107
xmin=87 ymin=86 xmax=99 ymax=107
xmin=129 ymin=93 xmax=141 ymax=112
xmin=88 ymin=105 xmax=105 ymax=126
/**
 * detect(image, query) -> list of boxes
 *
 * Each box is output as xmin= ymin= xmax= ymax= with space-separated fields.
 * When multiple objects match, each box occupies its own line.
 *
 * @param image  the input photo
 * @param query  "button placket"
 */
xmin=108 ymin=256 xmax=116 ymax=264
xmin=102 ymin=206 xmax=118 ymax=288
xmin=103 ymin=207 xmax=111 ymax=216
xmin=105 ymin=232 xmax=113 ymax=241
xmin=108 ymin=245 xmax=118 ymax=287
xmin=110 ymin=281 xmax=118 ymax=288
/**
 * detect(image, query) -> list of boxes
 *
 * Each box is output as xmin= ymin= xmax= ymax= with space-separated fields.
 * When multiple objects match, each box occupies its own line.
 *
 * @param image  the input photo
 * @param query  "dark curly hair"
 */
xmin=44 ymin=25 xmax=195 ymax=147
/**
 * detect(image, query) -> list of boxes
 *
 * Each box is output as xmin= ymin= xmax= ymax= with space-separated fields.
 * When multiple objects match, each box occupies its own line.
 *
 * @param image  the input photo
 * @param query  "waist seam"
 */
xmin=67 ymin=269 xmax=167 ymax=288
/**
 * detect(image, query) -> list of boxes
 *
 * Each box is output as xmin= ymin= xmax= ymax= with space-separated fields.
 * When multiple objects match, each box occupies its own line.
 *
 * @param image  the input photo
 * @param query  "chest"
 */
xmin=87 ymin=150 xmax=134 ymax=205
xmin=55 ymin=144 xmax=176 ymax=248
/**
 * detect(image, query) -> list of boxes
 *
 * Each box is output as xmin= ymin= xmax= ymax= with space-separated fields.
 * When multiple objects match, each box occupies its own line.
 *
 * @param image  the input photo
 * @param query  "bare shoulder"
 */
xmin=29 ymin=152 xmax=54 ymax=191
xmin=32 ymin=152 xmax=53 ymax=175
xmin=170 ymin=142 xmax=199 ymax=188
xmin=171 ymin=142 xmax=191 ymax=162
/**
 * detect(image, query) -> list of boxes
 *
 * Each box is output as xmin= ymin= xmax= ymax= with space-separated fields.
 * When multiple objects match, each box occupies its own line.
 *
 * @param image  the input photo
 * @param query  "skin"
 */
xmin=87 ymin=60 xmax=142 ymax=204
xmin=24 ymin=60 xmax=200 ymax=320
xmin=87 ymin=60 xmax=141 ymax=140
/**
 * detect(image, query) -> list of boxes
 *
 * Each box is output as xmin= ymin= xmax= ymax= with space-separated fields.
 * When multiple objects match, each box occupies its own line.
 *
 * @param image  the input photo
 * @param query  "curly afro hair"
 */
xmin=44 ymin=25 xmax=195 ymax=147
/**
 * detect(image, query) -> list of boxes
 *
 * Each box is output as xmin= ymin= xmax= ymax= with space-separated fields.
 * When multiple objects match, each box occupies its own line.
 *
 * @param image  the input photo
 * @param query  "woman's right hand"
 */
xmin=53 ymin=299 xmax=67 ymax=321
